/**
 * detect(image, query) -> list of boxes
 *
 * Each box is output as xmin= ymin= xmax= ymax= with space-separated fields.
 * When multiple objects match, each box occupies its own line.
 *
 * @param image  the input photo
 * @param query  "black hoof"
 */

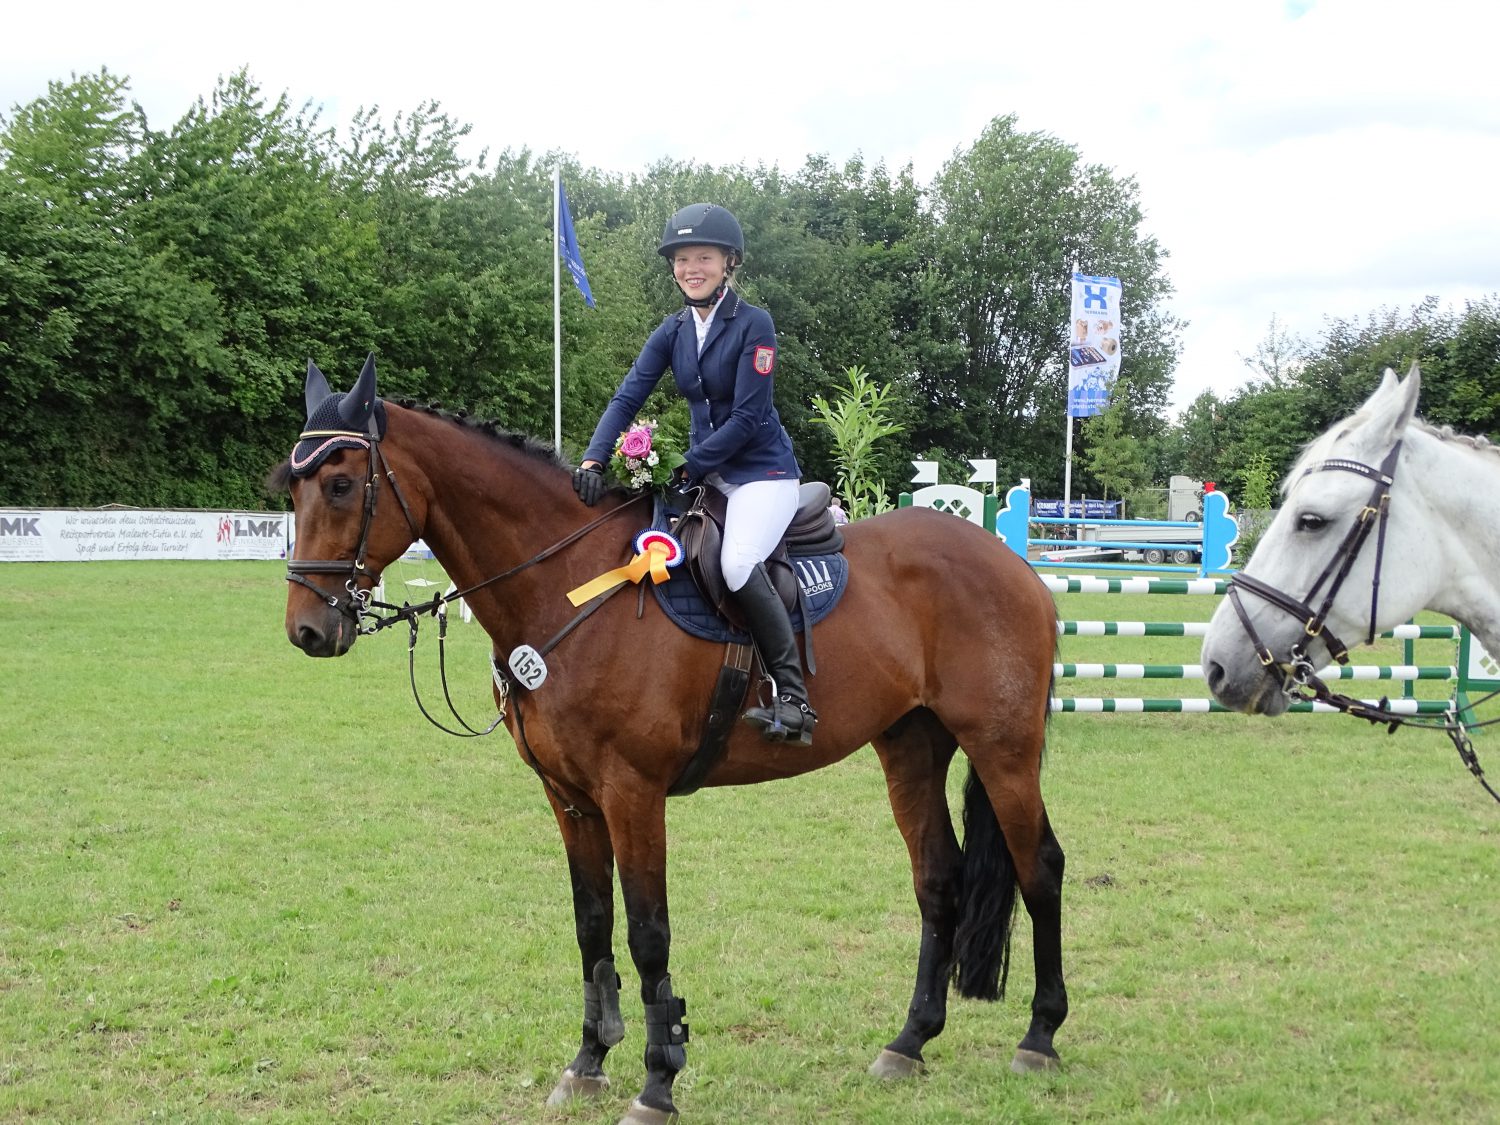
xmin=1011 ymin=1047 xmax=1060 ymax=1074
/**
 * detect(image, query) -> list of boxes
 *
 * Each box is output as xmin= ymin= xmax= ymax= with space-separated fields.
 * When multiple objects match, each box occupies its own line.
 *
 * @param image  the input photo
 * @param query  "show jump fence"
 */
xmin=898 ymin=479 xmax=1500 ymax=721
xmin=1042 ymin=574 xmax=1461 ymax=716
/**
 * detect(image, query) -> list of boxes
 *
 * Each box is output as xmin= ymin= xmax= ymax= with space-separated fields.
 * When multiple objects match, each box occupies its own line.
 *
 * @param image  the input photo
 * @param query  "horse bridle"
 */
xmin=285 ymin=427 xmax=421 ymax=629
xmin=1226 ymin=441 xmax=1402 ymax=695
xmin=1225 ymin=439 xmax=1498 ymax=804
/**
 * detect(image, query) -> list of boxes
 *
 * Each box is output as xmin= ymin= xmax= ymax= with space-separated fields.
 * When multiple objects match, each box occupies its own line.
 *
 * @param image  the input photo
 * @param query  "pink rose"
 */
xmin=618 ymin=426 xmax=653 ymax=460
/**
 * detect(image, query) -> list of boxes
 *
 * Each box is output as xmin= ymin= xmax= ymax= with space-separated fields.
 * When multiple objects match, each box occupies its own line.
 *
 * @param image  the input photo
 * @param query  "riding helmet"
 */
xmin=658 ymin=204 xmax=744 ymax=265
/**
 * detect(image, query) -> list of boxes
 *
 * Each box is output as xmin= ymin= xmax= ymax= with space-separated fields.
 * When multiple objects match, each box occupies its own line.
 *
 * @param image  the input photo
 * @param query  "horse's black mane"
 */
xmin=265 ymin=399 xmax=621 ymax=498
xmin=392 ymin=398 xmax=572 ymax=471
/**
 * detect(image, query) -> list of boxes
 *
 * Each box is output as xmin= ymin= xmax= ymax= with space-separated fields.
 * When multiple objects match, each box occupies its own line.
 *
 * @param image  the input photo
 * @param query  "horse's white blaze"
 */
xmin=1201 ymin=365 xmax=1500 ymax=715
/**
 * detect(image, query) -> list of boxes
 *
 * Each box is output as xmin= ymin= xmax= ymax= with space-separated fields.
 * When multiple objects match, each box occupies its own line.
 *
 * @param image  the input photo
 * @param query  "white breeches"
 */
xmin=708 ymin=476 xmax=801 ymax=591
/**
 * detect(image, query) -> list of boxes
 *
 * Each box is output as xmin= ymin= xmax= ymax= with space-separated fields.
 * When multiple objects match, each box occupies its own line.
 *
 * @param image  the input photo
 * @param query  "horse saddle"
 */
xmin=655 ymin=482 xmax=846 ymax=798
xmin=670 ymin=481 xmax=845 ymax=625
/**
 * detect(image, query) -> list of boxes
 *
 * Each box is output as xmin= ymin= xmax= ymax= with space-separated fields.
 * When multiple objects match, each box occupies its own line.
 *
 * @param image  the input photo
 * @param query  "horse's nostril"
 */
xmin=1205 ymin=661 xmax=1225 ymax=692
xmin=297 ymin=624 xmax=324 ymax=652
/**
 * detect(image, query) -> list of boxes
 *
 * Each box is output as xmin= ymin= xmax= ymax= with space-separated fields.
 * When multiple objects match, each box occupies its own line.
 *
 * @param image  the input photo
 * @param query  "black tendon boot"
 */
xmin=732 ymin=562 xmax=817 ymax=745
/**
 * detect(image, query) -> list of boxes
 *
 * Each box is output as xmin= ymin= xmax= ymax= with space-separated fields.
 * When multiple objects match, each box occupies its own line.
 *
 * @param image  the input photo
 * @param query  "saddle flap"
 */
xmin=673 ymin=488 xmax=729 ymax=615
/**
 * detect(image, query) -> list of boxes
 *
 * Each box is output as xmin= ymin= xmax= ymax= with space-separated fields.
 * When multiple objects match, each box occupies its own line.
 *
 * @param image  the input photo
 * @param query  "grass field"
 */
xmin=2 ymin=560 xmax=1497 ymax=1123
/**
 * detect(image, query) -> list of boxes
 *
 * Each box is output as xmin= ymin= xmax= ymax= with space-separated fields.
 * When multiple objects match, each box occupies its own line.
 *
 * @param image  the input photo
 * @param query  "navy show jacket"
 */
xmin=582 ymin=290 xmax=802 ymax=485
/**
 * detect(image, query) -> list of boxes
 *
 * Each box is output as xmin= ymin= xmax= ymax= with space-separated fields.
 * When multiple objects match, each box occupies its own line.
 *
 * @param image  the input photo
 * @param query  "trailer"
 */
xmin=1035 ymin=517 xmax=1205 ymax=566
xmin=1121 ymin=525 xmax=1202 ymax=566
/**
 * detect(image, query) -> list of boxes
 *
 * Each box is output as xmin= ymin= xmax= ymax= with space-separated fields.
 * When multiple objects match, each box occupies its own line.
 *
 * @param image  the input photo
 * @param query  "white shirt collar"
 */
xmin=693 ymin=291 xmax=726 ymax=356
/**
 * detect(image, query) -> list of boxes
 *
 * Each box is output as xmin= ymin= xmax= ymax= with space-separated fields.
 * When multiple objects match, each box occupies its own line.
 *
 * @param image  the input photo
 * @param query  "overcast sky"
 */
xmin=4 ymin=0 xmax=1495 ymax=414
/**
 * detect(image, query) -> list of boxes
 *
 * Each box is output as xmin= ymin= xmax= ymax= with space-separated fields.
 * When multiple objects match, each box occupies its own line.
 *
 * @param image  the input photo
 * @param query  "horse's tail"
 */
xmin=950 ymin=763 xmax=1019 ymax=1001
xmin=950 ymin=666 xmax=1054 ymax=1001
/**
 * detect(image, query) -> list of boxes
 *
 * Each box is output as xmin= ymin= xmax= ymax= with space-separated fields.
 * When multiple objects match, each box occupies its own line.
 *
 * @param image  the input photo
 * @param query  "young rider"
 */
xmin=572 ymin=203 xmax=816 ymax=745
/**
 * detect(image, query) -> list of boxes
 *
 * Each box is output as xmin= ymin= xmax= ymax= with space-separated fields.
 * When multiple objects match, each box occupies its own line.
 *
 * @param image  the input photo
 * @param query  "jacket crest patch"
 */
xmin=753 ymin=346 xmax=776 ymax=375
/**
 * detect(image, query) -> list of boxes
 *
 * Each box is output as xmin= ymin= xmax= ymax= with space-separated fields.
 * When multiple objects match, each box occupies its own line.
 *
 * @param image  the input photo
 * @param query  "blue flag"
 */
xmin=558 ymin=181 xmax=595 ymax=309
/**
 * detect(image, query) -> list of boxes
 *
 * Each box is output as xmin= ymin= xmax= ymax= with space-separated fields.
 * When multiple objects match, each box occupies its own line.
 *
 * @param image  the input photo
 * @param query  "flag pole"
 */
xmin=1063 ymin=260 xmax=1077 ymax=523
xmin=1063 ymin=415 xmax=1074 ymax=522
xmin=552 ymin=167 xmax=563 ymax=451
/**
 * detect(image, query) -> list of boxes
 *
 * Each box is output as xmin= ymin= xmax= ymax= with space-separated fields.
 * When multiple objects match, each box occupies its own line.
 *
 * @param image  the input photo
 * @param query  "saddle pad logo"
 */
xmin=795 ymin=558 xmax=835 ymax=597
xmin=753 ymin=346 xmax=776 ymax=375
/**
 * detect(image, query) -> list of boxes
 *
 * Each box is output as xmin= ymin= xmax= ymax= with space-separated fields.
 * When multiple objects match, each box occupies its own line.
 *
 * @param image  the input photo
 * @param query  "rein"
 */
xmin=1225 ymin=440 xmax=1498 ymax=805
xmin=362 ymin=490 xmax=648 ymax=818
xmin=358 ymin=491 xmax=651 ymax=638
xmin=285 ymin=430 xmax=651 ymax=813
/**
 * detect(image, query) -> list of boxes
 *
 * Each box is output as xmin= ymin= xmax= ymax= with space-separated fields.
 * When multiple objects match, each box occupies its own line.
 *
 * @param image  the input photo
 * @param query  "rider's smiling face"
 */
xmin=672 ymin=245 xmax=728 ymax=303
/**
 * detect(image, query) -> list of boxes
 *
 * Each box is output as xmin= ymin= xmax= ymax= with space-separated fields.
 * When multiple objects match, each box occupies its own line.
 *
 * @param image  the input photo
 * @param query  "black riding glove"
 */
xmin=573 ymin=465 xmax=606 ymax=506
xmin=669 ymin=464 xmax=693 ymax=495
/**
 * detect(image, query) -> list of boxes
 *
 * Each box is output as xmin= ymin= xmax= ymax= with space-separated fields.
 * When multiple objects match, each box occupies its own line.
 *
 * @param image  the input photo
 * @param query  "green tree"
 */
xmin=0 ymin=70 xmax=183 ymax=504
xmin=921 ymin=115 xmax=1182 ymax=493
xmin=1233 ymin=450 xmax=1279 ymax=561
xmin=1180 ymin=297 xmax=1500 ymax=504
xmin=1409 ymin=297 xmax=1500 ymax=436
xmin=1240 ymin=313 xmax=1307 ymax=385
xmin=129 ymin=70 xmax=380 ymax=504
xmin=1081 ymin=400 xmax=1150 ymax=513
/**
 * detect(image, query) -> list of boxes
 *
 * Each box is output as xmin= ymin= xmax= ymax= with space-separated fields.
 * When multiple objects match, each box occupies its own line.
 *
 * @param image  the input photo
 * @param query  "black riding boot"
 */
xmin=732 ymin=562 xmax=817 ymax=745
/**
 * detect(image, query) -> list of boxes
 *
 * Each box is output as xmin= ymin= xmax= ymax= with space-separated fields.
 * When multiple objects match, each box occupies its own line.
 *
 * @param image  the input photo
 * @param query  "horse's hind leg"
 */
xmin=960 ymin=741 xmax=1068 ymax=1073
xmin=545 ymin=796 xmax=626 ymax=1107
xmin=868 ymin=708 xmax=962 ymax=1078
xmin=1011 ymin=808 xmax=1067 ymax=1072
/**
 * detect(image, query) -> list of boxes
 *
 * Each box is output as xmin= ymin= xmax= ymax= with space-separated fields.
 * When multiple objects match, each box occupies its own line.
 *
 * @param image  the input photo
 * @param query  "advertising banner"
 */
xmin=1068 ymin=273 xmax=1123 ymax=417
xmin=0 ymin=509 xmax=295 ymax=563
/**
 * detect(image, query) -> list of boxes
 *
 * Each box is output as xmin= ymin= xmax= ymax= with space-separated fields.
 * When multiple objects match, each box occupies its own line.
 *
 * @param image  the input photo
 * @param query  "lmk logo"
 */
xmin=0 ymin=516 xmax=40 ymax=537
xmin=224 ymin=517 xmax=284 ymax=538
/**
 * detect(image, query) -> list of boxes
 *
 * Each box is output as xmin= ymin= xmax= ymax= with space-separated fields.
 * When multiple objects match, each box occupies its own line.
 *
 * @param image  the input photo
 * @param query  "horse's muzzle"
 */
xmin=1203 ymin=654 xmax=1291 ymax=716
xmin=288 ymin=611 xmax=356 ymax=658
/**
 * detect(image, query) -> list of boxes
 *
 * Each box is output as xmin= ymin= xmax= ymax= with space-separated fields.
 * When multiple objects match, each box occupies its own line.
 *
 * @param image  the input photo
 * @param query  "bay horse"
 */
xmin=276 ymin=357 xmax=1066 ymax=1124
xmin=1203 ymin=365 xmax=1500 ymax=718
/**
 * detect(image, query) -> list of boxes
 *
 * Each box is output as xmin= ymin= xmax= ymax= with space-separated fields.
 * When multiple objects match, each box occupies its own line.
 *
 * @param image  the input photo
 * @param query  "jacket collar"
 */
xmin=676 ymin=287 xmax=743 ymax=324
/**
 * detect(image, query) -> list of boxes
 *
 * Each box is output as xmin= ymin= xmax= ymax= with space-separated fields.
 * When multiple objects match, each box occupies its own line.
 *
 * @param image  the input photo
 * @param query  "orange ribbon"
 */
xmin=565 ymin=542 xmax=674 ymax=607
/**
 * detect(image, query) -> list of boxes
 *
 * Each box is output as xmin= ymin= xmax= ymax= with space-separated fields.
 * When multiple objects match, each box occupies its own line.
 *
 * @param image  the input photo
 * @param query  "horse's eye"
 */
xmin=328 ymin=476 xmax=354 ymax=499
xmin=1295 ymin=512 xmax=1328 ymax=533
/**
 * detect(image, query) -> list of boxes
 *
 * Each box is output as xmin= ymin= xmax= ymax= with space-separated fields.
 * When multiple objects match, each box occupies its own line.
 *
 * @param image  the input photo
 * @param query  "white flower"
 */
xmin=646 ymin=452 xmax=659 ymax=467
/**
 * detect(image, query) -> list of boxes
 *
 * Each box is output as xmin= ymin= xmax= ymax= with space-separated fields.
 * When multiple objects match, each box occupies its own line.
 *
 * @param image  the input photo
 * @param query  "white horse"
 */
xmin=1202 ymin=365 xmax=1500 ymax=716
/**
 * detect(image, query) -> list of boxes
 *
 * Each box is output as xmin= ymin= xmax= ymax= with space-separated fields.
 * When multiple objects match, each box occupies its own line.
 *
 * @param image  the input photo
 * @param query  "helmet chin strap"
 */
xmin=682 ymin=282 xmax=727 ymax=309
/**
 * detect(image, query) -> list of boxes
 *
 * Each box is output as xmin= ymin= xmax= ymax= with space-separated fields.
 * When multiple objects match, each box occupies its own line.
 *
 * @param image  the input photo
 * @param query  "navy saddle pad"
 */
xmin=645 ymin=507 xmax=849 ymax=644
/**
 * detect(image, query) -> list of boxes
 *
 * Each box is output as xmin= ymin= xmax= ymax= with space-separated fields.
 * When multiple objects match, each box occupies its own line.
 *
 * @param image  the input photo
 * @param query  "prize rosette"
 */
xmin=634 ymin=529 xmax=684 ymax=568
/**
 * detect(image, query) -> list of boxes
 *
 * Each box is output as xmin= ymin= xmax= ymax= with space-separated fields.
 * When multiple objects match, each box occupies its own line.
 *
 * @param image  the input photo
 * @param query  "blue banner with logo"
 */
xmin=1068 ymin=273 xmax=1122 ymax=417
xmin=558 ymin=180 xmax=595 ymax=308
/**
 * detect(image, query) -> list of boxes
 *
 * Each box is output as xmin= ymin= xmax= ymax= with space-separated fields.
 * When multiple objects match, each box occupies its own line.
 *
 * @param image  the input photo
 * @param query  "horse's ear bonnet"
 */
xmin=289 ymin=353 xmax=388 ymax=477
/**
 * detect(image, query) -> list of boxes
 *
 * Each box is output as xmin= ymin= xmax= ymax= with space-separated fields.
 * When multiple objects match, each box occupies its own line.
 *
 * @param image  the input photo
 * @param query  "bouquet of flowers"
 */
xmin=607 ymin=419 xmax=686 ymax=491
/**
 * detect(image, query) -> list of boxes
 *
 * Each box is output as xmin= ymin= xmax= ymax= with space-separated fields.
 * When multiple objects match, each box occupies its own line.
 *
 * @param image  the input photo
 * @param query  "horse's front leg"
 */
xmin=603 ymin=787 xmax=688 ymax=1125
xmin=545 ymin=795 xmax=627 ymax=1108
